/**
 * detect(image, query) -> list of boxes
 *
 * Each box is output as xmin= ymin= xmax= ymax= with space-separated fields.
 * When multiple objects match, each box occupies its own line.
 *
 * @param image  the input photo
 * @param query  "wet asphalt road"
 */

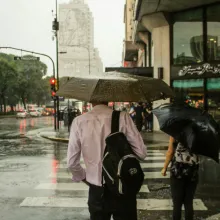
xmin=0 ymin=117 xmax=220 ymax=220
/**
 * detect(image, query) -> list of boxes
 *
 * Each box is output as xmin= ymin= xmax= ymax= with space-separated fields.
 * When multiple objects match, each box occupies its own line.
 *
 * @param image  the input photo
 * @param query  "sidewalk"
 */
xmin=207 ymin=213 xmax=220 ymax=220
xmin=39 ymin=127 xmax=169 ymax=150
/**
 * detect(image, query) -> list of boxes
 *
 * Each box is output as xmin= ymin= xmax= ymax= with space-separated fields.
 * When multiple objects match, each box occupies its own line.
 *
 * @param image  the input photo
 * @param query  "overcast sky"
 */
xmin=0 ymin=0 xmax=125 ymax=75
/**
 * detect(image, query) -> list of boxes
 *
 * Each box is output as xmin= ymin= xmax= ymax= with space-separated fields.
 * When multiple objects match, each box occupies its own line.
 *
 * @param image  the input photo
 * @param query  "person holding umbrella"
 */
xmin=161 ymin=136 xmax=199 ymax=220
xmin=153 ymin=102 xmax=220 ymax=220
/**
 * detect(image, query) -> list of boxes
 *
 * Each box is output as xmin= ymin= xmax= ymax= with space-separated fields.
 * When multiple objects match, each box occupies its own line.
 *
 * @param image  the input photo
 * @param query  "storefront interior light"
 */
xmin=210 ymin=38 xmax=214 ymax=41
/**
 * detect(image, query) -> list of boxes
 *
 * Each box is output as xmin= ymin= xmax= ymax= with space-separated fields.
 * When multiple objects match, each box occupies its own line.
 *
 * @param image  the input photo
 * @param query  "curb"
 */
xmin=41 ymin=135 xmax=69 ymax=143
xmin=0 ymin=115 xmax=16 ymax=119
xmin=206 ymin=214 xmax=220 ymax=220
xmin=41 ymin=135 xmax=168 ymax=150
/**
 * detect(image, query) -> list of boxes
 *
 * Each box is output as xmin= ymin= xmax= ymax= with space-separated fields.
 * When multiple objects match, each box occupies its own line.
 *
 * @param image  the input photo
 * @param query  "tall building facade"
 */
xmin=58 ymin=0 xmax=103 ymax=77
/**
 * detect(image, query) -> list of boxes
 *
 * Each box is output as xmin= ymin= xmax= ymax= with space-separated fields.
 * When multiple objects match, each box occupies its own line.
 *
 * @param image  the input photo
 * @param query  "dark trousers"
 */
xmin=136 ymin=119 xmax=143 ymax=132
xmin=170 ymin=177 xmax=198 ymax=220
xmin=88 ymin=184 xmax=137 ymax=220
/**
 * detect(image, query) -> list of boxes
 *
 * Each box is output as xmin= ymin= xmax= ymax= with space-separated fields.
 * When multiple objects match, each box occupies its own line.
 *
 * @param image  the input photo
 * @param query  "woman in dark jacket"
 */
xmin=161 ymin=137 xmax=199 ymax=220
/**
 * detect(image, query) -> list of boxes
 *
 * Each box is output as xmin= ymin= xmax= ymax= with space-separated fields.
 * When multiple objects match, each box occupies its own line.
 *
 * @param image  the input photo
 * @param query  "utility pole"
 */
xmin=56 ymin=0 xmax=60 ymax=130
xmin=52 ymin=0 xmax=60 ymax=129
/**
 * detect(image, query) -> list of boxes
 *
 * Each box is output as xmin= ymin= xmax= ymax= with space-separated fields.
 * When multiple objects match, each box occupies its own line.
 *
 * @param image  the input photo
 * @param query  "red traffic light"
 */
xmin=51 ymin=91 xmax=56 ymax=96
xmin=50 ymin=78 xmax=56 ymax=85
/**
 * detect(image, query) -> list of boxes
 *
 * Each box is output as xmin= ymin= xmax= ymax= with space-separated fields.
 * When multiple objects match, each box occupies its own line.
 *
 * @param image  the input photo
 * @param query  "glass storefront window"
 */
xmin=173 ymin=79 xmax=204 ymax=108
xmin=207 ymin=5 xmax=220 ymax=61
xmin=173 ymin=9 xmax=203 ymax=65
xmin=207 ymin=78 xmax=220 ymax=121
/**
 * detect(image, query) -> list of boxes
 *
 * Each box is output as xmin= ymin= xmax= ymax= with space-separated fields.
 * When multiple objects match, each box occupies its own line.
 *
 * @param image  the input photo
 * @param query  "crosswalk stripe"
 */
xmin=61 ymin=155 xmax=166 ymax=163
xmin=35 ymin=183 xmax=150 ymax=193
xmin=141 ymin=163 xmax=168 ymax=168
xmin=20 ymin=197 xmax=207 ymax=210
xmin=58 ymin=162 xmax=166 ymax=169
xmin=49 ymin=171 xmax=169 ymax=179
xmin=147 ymin=152 xmax=165 ymax=156
xmin=147 ymin=150 xmax=165 ymax=153
xmin=144 ymin=156 xmax=165 ymax=160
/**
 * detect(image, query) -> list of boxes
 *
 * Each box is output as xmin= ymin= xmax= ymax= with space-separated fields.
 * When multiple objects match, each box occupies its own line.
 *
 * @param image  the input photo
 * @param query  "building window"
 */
xmin=173 ymin=9 xmax=203 ymax=65
xmin=173 ymin=79 xmax=204 ymax=108
xmin=207 ymin=78 xmax=220 ymax=121
xmin=207 ymin=4 xmax=220 ymax=61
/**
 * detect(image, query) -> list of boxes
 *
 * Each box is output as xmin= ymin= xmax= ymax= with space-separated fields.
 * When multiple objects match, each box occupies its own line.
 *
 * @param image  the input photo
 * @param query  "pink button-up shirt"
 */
xmin=67 ymin=104 xmax=147 ymax=186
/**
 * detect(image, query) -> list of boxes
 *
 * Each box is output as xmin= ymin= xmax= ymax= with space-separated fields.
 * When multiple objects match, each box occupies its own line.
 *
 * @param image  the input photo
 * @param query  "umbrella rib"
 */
xmin=139 ymin=81 xmax=150 ymax=102
xmin=89 ymin=79 xmax=100 ymax=102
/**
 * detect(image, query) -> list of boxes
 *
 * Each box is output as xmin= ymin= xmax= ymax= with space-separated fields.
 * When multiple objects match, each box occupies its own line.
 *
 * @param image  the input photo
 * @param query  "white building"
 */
xmin=58 ymin=0 xmax=103 ymax=77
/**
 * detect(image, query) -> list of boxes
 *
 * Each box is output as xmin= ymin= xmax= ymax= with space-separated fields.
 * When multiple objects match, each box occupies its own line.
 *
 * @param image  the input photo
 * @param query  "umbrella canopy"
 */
xmin=56 ymin=72 xmax=174 ymax=102
xmin=152 ymin=103 xmax=220 ymax=163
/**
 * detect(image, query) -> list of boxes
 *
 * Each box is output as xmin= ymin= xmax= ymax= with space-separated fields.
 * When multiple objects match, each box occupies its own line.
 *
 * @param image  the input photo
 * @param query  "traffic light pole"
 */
xmin=55 ymin=0 xmax=60 ymax=130
xmin=0 ymin=46 xmax=57 ymax=130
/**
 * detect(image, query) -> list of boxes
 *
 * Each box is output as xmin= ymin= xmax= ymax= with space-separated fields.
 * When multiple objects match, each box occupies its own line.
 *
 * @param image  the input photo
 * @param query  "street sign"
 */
xmin=14 ymin=56 xmax=40 ymax=61
xmin=59 ymin=96 xmax=65 ymax=101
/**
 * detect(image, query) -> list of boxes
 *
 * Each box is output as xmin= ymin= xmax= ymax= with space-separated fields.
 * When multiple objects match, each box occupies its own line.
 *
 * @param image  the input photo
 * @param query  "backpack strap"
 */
xmin=111 ymin=111 xmax=120 ymax=134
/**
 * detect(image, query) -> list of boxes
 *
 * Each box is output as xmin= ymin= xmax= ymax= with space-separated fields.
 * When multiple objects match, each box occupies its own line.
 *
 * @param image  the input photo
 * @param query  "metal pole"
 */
xmin=55 ymin=0 xmax=60 ymax=130
xmin=0 ymin=46 xmax=57 ymax=130
xmin=68 ymin=99 xmax=70 ymax=132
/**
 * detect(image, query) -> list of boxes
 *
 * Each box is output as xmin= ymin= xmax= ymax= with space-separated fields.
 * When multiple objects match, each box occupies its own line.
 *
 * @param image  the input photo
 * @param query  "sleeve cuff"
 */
xmin=71 ymin=168 xmax=86 ymax=182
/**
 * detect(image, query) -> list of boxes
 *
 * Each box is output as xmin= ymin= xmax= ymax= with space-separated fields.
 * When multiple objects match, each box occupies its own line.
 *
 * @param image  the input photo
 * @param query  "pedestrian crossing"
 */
xmin=20 ymin=197 xmax=207 ymax=211
xmin=19 ymin=149 xmax=208 ymax=216
xmin=49 ymin=171 xmax=170 ymax=179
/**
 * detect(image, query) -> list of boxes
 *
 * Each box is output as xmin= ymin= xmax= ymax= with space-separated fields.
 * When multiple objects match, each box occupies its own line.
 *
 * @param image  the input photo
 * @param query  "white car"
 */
xmin=30 ymin=110 xmax=41 ymax=117
xmin=16 ymin=110 xmax=30 ymax=118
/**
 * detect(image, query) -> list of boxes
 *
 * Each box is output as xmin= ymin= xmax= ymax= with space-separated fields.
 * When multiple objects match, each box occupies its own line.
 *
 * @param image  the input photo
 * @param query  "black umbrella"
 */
xmin=152 ymin=103 xmax=220 ymax=163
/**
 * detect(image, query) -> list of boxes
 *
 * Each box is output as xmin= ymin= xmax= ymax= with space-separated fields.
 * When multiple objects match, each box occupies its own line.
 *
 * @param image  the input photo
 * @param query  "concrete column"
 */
xmin=138 ymin=32 xmax=149 ymax=67
xmin=152 ymin=25 xmax=171 ymax=131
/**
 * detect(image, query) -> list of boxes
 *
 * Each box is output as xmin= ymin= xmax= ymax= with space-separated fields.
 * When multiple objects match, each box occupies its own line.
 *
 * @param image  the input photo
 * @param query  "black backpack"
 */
xmin=102 ymin=111 xmax=144 ymax=196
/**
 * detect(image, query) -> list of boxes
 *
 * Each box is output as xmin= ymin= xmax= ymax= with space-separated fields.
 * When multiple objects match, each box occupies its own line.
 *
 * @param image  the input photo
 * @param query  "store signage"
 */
xmin=178 ymin=63 xmax=220 ymax=76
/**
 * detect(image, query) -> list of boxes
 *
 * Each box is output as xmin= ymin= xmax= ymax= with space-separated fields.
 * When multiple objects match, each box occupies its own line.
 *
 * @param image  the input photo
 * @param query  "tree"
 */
xmin=0 ymin=53 xmax=50 ymax=111
xmin=0 ymin=58 xmax=17 ymax=113
xmin=14 ymin=55 xmax=48 ymax=109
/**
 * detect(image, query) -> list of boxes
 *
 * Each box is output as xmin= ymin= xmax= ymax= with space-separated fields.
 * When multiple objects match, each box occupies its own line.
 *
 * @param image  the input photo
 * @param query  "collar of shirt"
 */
xmin=91 ymin=104 xmax=110 ymax=111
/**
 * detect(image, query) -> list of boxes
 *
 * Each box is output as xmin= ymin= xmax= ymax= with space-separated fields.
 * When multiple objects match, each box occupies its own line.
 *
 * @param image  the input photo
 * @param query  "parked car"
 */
xmin=42 ymin=111 xmax=51 ymax=116
xmin=29 ymin=110 xmax=41 ymax=117
xmin=16 ymin=110 xmax=30 ymax=119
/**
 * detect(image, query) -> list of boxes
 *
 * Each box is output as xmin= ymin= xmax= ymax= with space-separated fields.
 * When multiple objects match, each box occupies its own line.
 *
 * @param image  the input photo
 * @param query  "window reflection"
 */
xmin=173 ymin=9 xmax=203 ymax=65
xmin=207 ymin=5 xmax=220 ymax=61
xmin=207 ymin=78 xmax=220 ymax=121
xmin=173 ymin=79 xmax=204 ymax=108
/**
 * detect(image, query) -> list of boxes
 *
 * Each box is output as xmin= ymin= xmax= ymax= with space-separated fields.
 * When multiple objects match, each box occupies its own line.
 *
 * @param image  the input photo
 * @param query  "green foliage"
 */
xmin=0 ymin=53 xmax=50 ymax=112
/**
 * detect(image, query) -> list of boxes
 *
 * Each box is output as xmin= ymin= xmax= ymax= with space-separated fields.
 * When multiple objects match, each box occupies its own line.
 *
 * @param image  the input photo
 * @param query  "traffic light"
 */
xmin=50 ymin=77 xmax=57 ymax=99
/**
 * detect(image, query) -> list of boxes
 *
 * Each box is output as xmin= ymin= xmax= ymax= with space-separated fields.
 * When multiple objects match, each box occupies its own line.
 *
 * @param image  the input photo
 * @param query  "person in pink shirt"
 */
xmin=67 ymin=102 xmax=147 ymax=220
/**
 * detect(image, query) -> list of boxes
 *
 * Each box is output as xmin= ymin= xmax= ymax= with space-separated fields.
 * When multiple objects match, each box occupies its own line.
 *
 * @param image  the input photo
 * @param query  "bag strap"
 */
xmin=111 ymin=111 xmax=120 ymax=133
